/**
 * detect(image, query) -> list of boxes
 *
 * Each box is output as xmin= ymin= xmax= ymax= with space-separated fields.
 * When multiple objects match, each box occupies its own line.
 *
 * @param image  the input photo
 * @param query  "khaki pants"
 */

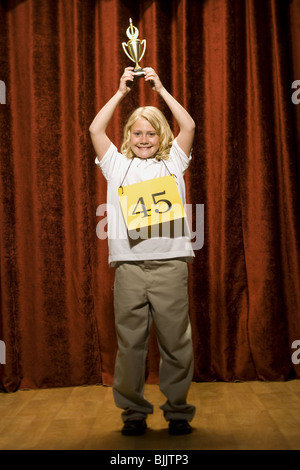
xmin=113 ymin=258 xmax=195 ymax=422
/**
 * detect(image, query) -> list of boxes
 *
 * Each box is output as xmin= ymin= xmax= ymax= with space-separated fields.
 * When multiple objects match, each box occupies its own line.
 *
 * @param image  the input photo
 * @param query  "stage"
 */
xmin=0 ymin=381 xmax=299 ymax=450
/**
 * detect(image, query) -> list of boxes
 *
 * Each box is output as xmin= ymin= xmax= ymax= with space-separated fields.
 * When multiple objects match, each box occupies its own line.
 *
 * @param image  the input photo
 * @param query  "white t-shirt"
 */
xmin=95 ymin=139 xmax=195 ymax=266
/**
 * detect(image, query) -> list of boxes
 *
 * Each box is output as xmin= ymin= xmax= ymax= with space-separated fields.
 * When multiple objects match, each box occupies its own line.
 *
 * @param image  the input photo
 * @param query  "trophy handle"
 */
xmin=139 ymin=39 xmax=146 ymax=62
xmin=122 ymin=42 xmax=135 ymax=64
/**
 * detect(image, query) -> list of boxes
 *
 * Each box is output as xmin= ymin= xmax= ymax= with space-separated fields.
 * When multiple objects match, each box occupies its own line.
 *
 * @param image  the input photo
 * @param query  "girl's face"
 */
xmin=130 ymin=117 xmax=160 ymax=159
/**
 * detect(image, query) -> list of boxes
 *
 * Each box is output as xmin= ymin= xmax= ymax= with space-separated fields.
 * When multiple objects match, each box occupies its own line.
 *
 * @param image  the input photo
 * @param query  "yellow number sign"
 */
xmin=118 ymin=175 xmax=186 ymax=236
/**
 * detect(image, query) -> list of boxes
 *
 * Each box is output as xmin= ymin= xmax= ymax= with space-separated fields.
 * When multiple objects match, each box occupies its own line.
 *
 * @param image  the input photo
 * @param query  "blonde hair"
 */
xmin=121 ymin=106 xmax=174 ymax=160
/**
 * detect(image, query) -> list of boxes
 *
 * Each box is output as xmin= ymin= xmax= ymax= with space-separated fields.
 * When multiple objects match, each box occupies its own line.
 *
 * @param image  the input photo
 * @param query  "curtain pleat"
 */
xmin=0 ymin=0 xmax=299 ymax=392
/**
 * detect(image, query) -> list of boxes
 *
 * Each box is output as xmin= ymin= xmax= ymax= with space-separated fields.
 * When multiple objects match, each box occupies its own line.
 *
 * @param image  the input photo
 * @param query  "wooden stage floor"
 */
xmin=0 ymin=380 xmax=300 ymax=450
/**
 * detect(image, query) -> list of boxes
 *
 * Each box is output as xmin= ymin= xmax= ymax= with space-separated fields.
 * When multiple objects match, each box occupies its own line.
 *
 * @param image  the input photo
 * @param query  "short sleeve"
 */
xmin=169 ymin=138 xmax=192 ymax=175
xmin=95 ymin=143 xmax=127 ymax=181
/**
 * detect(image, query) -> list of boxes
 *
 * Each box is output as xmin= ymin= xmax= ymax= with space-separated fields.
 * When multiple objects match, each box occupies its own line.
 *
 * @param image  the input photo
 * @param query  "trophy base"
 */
xmin=133 ymin=68 xmax=145 ymax=77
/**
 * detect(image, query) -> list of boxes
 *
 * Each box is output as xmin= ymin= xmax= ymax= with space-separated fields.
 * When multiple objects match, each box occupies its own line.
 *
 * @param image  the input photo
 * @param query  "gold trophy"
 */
xmin=122 ymin=18 xmax=146 ymax=77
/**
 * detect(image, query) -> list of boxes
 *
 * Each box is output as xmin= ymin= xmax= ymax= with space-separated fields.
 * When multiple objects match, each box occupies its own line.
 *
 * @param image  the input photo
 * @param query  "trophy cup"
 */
xmin=122 ymin=18 xmax=146 ymax=77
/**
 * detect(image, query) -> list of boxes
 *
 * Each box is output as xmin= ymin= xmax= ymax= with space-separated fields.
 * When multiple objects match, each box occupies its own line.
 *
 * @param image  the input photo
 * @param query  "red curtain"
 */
xmin=0 ymin=0 xmax=300 ymax=392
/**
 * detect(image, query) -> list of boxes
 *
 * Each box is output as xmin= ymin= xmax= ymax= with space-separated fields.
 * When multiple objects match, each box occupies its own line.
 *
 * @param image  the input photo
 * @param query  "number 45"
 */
xmin=132 ymin=191 xmax=172 ymax=218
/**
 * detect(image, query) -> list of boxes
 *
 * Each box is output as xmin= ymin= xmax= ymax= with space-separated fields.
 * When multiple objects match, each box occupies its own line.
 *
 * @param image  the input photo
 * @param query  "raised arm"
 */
xmin=89 ymin=67 xmax=135 ymax=161
xmin=144 ymin=67 xmax=195 ymax=157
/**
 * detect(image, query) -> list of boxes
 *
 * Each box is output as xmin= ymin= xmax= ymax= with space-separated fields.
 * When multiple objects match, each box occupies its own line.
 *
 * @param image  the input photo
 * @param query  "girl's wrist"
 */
xmin=157 ymin=86 xmax=167 ymax=97
xmin=116 ymin=89 xmax=128 ymax=100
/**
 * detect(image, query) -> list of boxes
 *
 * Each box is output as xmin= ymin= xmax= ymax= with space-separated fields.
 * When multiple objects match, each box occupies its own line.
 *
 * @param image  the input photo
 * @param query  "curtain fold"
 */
xmin=0 ymin=0 xmax=299 ymax=392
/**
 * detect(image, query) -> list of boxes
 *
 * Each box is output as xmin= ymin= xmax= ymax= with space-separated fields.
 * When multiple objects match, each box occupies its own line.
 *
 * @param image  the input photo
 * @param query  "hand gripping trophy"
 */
xmin=122 ymin=18 xmax=146 ymax=77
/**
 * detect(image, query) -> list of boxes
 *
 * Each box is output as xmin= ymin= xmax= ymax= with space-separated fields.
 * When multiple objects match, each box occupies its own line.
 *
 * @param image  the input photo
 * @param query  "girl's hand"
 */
xmin=119 ymin=67 xmax=135 ymax=95
xmin=144 ymin=67 xmax=164 ymax=93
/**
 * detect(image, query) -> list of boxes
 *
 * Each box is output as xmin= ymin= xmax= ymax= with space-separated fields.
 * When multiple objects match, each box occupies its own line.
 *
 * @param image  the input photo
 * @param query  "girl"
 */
xmin=90 ymin=67 xmax=196 ymax=435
